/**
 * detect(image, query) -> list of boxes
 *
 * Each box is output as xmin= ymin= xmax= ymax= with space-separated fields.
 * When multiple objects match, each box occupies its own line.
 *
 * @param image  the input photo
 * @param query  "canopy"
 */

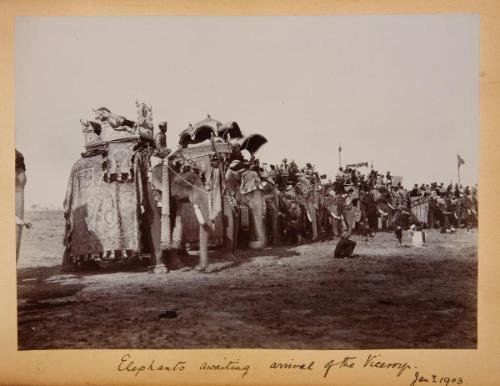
xmin=217 ymin=121 xmax=243 ymax=140
xmin=179 ymin=114 xmax=222 ymax=147
xmin=238 ymin=134 xmax=268 ymax=155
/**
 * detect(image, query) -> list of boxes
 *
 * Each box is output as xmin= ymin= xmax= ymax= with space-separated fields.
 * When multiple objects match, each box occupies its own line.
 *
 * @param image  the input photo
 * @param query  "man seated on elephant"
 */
xmin=287 ymin=161 xmax=299 ymax=185
xmin=153 ymin=121 xmax=171 ymax=158
xmin=227 ymin=143 xmax=245 ymax=163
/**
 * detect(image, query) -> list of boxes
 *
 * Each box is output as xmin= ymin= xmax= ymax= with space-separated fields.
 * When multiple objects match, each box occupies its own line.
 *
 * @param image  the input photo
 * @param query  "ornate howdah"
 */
xmin=178 ymin=141 xmax=232 ymax=159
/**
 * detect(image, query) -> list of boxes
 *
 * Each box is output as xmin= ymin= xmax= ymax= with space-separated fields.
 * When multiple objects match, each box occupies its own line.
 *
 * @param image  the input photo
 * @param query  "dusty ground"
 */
xmin=17 ymin=210 xmax=477 ymax=350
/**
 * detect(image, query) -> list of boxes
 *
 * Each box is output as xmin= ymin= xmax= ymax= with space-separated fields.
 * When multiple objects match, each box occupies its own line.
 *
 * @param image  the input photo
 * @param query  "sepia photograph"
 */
xmin=15 ymin=15 xmax=479 ymax=350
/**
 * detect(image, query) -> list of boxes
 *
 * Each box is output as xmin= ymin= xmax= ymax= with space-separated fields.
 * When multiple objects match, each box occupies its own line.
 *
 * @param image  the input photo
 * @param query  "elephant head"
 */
xmin=325 ymin=193 xmax=349 ymax=237
xmin=170 ymin=170 xmax=209 ymax=220
xmin=278 ymin=188 xmax=306 ymax=243
xmin=225 ymin=167 xmax=267 ymax=249
xmin=167 ymin=166 xmax=214 ymax=270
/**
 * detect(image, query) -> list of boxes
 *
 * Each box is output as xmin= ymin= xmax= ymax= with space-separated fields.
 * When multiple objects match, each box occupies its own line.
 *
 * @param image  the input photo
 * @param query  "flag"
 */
xmin=338 ymin=144 xmax=342 ymax=152
xmin=457 ymin=154 xmax=465 ymax=167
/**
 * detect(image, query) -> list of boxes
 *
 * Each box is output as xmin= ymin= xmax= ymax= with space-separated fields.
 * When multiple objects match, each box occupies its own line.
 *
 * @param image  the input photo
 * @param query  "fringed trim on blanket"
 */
xmin=68 ymin=249 xmax=147 ymax=265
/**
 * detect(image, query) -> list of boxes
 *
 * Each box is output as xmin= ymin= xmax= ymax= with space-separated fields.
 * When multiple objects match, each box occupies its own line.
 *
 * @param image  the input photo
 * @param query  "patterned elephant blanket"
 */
xmin=63 ymin=150 xmax=145 ymax=262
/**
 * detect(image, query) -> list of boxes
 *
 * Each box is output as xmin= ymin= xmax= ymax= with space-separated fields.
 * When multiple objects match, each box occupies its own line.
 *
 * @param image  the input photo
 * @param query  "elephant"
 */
xmin=62 ymin=144 xmax=153 ymax=269
xmin=374 ymin=191 xmax=395 ymax=230
xmin=317 ymin=188 xmax=333 ymax=237
xmin=262 ymin=183 xmax=281 ymax=246
xmin=298 ymin=189 xmax=318 ymax=241
xmin=148 ymin=153 xmax=224 ymax=272
xmin=278 ymin=188 xmax=307 ymax=244
xmin=225 ymin=167 xmax=267 ymax=250
xmin=375 ymin=191 xmax=417 ymax=231
xmin=167 ymin=170 xmax=213 ymax=271
xmin=147 ymin=151 xmax=268 ymax=272
xmin=324 ymin=194 xmax=348 ymax=237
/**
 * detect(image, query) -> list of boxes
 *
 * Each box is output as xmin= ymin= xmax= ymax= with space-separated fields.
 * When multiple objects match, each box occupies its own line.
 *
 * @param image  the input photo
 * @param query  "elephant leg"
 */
xmin=166 ymin=213 xmax=184 ymax=270
xmin=221 ymin=196 xmax=238 ymax=259
xmin=332 ymin=219 xmax=339 ymax=237
xmin=306 ymin=202 xmax=318 ymax=241
xmin=196 ymin=223 xmax=210 ymax=271
xmin=271 ymin=209 xmax=279 ymax=246
xmin=151 ymin=205 xmax=169 ymax=273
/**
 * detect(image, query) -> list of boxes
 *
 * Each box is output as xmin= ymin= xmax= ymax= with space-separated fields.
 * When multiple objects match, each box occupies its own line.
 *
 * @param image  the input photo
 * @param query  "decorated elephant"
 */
xmin=62 ymin=141 xmax=154 ymax=269
xmin=148 ymin=148 xmax=240 ymax=272
xmin=294 ymin=176 xmax=318 ymax=241
xmin=373 ymin=188 xmax=394 ymax=230
xmin=278 ymin=187 xmax=307 ymax=244
xmin=224 ymin=166 xmax=267 ymax=250
xmin=324 ymin=193 xmax=348 ymax=237
xmin=63 ymin=103 xmax=160 ymax=270
xmin=147 ymin=117 xmax=268 ymax=271
xmin=374 ymin=188 xmax=415 ymax=230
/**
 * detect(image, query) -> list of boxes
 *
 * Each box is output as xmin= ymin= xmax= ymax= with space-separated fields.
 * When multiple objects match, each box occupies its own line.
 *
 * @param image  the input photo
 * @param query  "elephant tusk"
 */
xmin=193 ymin=204 xmax=207 ymax=226
xmin=378 ymin=209 xmax=387 ymax=217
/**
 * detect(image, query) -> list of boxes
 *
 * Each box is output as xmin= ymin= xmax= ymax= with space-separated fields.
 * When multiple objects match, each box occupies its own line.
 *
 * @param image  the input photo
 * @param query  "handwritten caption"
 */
xmin=117 ymin=352 xmax=463 ymax=385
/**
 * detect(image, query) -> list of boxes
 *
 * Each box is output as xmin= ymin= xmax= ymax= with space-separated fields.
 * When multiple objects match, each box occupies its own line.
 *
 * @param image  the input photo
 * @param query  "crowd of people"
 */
xmin=332 ymin=165 xmax=479 ymax=233
xmin=245 ymin=157 xmax=478 ymax=251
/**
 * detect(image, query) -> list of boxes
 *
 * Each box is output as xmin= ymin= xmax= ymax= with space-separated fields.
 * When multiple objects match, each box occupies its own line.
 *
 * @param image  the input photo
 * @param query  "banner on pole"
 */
xmin=345 ymin=162 xmax=368 ymax=168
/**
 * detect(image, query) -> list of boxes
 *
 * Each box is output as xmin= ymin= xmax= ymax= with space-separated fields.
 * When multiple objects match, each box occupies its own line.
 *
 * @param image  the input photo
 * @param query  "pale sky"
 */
xmin=15 ymin=15 xmax=479 ymax=208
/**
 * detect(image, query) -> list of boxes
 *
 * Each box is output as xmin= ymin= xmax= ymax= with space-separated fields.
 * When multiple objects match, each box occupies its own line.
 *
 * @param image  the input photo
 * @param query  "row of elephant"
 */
xmin=147 ymin=150 xmax=409 ymax=272
xmin=60 ymin=137 xmax=411 ymax=272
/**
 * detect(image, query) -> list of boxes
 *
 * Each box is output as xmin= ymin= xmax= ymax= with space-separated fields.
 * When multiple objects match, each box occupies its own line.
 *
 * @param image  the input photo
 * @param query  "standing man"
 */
xmin=16 ymin=149 xmax=31 ymax=262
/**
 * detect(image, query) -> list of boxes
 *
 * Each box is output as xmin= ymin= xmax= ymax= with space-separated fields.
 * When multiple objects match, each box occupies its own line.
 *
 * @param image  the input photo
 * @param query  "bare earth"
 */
xmin=17 ymin=210 xmax=477 ymax=350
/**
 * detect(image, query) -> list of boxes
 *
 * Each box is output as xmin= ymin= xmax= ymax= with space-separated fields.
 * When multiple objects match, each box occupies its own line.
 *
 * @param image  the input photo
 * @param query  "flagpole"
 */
xmin=457 ymin=154 xmax=463 ymax=186
xmin=338 ymin=142 xmax=342 ymax=169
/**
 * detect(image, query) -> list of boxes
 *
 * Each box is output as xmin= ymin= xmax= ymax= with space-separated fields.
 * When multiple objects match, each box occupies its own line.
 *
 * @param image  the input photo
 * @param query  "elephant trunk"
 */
xmin=248 ymin=190 xmax=266 ymax=250
xmin=198 ymin=223 xmax=209 ymax=268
